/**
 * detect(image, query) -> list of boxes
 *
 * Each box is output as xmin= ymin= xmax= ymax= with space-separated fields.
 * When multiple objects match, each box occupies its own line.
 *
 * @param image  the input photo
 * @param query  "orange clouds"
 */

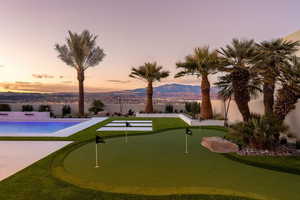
xmin=0 ymin=81 xmax=113 ymax=93
xmin=32 ymin=74 xmax=55 ymax=79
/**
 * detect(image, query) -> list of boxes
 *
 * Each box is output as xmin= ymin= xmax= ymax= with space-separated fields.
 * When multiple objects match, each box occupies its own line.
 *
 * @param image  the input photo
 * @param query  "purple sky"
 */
xmin=0 ymin=0 xmax=299 ymax=92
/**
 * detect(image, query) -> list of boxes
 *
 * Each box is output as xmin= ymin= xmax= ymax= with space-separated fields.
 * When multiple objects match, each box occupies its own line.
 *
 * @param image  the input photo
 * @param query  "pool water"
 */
xmin=0 ymin=121 xmax=81 ymax=134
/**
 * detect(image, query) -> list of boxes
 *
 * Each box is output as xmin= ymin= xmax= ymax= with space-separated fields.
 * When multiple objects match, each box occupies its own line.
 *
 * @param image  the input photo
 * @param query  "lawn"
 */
xmin=1 ymin=117 xmax=300 ymax=200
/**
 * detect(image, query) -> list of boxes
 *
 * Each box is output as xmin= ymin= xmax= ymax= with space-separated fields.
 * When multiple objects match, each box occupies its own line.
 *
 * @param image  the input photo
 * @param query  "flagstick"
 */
xmin=95 ymin=143 xmax=99 ymax=168
xmin=185 ymin=134 xmax=188 ymax=154
xmin=125 ymin=121 xmax=128 ymax=144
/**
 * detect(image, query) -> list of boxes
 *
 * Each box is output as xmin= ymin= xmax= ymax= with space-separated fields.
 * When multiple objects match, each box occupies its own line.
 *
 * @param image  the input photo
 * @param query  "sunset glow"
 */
xmin=0 ymin=0 xmax=299 ymax=93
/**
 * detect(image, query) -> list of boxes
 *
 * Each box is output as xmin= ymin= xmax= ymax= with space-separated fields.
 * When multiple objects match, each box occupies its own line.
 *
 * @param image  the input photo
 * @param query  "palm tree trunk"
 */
xmin=224 ymin=96 xmax=231 ymax=127
xmin=232 ymin=69 xmax=251 ymax=121
xmin=200 ymin=75 xmax=213 ymax=119
xmin=263 ymin=77 xmax=275 ymax=116
xmin=145 ymin=81 xmax=154 ymax=113
xmin=77 ymin=69 xmax=85 ymax=116
xmin=274 ymin=86 xmax=299 ymax=122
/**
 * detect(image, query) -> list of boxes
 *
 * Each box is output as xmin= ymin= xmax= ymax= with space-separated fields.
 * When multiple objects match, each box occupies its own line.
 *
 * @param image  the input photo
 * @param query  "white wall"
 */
xmin=0 ymin=112 xmax=50 ymax=121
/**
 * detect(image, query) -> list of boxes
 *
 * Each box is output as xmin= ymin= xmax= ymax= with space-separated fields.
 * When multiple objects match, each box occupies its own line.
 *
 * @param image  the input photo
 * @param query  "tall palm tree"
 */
xmin=129 ymin=62 xmax=169 ymax=113
xmin=55 ymin=30 xmax=105 ymax=116
xmin=218 ymin=39 xmax=257 ymax=121
xmin=215 ymin=73 xmax=262 ymax=126
xmin=275 ymin=56 xmax=300 ymax=121
xmin=253 ymin=39 xmax=300 ymax=116
xmin=175 ymin=47 xmax=221 ymax=119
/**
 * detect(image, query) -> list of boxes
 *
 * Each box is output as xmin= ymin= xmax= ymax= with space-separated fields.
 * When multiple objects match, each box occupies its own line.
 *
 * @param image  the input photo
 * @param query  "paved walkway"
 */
xmin=0 ymin=141 xmax=71 ymax=181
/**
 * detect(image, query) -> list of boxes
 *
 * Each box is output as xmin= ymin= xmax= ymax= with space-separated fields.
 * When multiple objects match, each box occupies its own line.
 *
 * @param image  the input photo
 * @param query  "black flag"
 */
xmin=185 ymin=128 xmax=192 ymax=136
xmin=96 ymin=135 xmax=105 ymax=144
xmin=125 ymin=121 xmax=131 ymax=127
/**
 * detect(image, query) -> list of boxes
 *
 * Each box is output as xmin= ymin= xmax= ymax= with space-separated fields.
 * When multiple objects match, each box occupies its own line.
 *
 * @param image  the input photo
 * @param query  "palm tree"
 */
xmin=274 ymin=56 xmax=300 ymax=121
xmin=253 ymin=39 xmax=299 ymax=116
xmin=175 ymin=47 xmax=221 ymax=119
xmin=129 ymin=62 xmax=169 ymax=113
xmin=55 ymin=30 xmax=105 ymax=116
xmin=215 ymin=74 xmax=233 ymax=127
xmin=218 ymin=39 xmax=257 ymax=121
xmin=215 ymin=73 xmax=262 ymax=126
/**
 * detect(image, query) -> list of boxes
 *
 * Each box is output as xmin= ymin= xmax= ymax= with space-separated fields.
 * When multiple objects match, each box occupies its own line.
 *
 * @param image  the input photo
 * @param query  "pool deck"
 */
xmin=0 ymin=141 xmax=72 ymax=181
xmin=0 ymin=117 xmax=108 ymax=137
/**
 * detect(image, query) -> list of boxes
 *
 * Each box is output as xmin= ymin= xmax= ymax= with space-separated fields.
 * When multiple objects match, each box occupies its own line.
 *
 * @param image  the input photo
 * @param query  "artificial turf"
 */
xmin=1 ymin=118 xmax=300 ymax=200
xmin=56 ymin=129 xmax=300 ymax=200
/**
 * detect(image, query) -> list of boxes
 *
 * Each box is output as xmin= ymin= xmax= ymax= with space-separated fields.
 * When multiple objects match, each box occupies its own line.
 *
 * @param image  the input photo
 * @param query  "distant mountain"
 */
xmin=123 ymin=83 xmax=219 ymax=98
xmin=130 ymin=83 xmax=201 ymax=94
xmin=0 ymin=83 xmax=220 ymax=103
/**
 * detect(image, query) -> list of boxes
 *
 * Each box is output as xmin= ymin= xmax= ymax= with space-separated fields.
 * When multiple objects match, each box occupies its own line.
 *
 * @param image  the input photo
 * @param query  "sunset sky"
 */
xmin=0 ymin=0 xmax=299 ymax=93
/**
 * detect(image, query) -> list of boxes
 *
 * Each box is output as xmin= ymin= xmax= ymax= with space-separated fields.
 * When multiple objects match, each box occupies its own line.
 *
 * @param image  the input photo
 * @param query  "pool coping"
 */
xmin=0 ymin=117 xmax=108 ymax=137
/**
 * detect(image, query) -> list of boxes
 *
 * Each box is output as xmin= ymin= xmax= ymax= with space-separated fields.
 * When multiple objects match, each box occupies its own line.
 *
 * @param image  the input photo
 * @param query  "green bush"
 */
xmin=62 ymin=105 xmax=71 ymax=117
xmin=165 ymin=104 xmax=174 ymax=113
xmin=296 ymin=140 xmax=300 ymax=149
xmin=0 ymin=104 xmax=11 ymax=111
xmin=39 ymin=105 xmax=52 ymax=112
xmin=22 ymin=104 xmax=34 ymax=112
xmin=185 ymin=102 xmax=200 ymax=118
xmin=89 ymin=100 xmax=104 ymax=115
xmin=38 ymin=105 xmax=54 ymax=117
xmin=227 ymin=114 xmax=288 ymax=150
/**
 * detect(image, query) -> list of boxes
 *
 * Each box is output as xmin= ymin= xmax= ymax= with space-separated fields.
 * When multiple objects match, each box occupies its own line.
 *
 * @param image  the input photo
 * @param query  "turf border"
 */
xmin=223 ymin=153 xmax=300 ymax=176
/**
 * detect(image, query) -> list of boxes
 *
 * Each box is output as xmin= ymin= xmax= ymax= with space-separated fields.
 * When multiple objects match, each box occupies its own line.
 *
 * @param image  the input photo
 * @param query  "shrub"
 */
xmin=0 ymin=104 xmax=11 ymax=111
xmin=62 ymin=105 xmax=71 ymax=117
xmin=89 ymin=100 xmax=104 ymax=115
xmin=185 ymin=102 xmax=200 ymax=118
xmin=22 ymin=105 xmax=34 ymax=112
xmin=39 ymin=105 xmax=52 ymax=112
xmin=127 ymin=109 xmax=134 ymax=116
xmin=228 ymin=114 xmax=289 ymax=150
xmin=38 ymin=105 xmax=54 ymax=117
xmin=165 ymin=104 xmax=174 ymax=113
xmin=296 ymin=140 xmax=300 ymax=149
xmin=280 ymin=137 xmax=287 ymax=145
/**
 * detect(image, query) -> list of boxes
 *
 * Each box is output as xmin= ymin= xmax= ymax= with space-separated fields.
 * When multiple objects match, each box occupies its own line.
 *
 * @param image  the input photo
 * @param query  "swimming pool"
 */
xmin=0 ymin=121 xmax=81 ymax=134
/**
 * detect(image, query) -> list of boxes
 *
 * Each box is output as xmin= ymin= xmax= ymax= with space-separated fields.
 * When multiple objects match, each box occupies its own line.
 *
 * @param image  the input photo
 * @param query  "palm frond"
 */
xmin=55 ymin=30 xmax=105 ymax=70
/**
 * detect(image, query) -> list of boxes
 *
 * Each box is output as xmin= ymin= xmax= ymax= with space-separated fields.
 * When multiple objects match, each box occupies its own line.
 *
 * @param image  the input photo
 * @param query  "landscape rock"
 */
xmin=201 ymin=137 xmax=239 ymax=153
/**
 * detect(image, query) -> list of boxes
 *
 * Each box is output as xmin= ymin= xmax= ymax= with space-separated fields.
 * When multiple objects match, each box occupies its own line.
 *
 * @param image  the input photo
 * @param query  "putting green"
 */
xmin=57 ymin=129 xmax=300 ymax=200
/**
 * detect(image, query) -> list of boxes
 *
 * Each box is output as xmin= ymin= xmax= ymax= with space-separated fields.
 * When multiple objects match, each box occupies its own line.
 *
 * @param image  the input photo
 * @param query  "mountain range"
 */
xmin=123 ymin=83 xmax=219 ymax=98
xmin=0 ymin=83 xmax=220 ymax=103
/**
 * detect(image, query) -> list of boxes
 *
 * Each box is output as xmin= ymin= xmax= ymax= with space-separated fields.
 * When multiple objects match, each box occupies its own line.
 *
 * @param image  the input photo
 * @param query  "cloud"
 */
xmin=0 ymin=81 xmax=113 ymax=93
xmin=61 ymin=81 xmax=72 ymax=84
xmin=32 ymin=74 xmax=54 ymax=79
xmin=107 ymin=80 xmax=131 ymax=84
